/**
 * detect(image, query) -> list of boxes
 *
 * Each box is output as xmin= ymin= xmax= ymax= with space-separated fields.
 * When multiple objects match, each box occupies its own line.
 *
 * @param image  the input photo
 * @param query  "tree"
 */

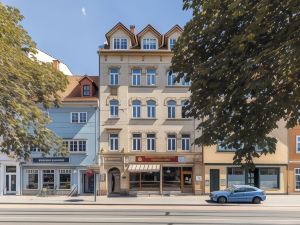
xmin=172 ymin=0 xmax=300 ymax=165
xmin=0 ymin=3 xmax=68 ymax=159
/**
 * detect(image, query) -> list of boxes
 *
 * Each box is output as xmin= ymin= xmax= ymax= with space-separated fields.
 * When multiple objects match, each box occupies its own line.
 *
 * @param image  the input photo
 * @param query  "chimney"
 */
xmin=52 ymin=59 xmax=60 ymax=70
xmin=130 ymin=25 xmax=136 ymax=34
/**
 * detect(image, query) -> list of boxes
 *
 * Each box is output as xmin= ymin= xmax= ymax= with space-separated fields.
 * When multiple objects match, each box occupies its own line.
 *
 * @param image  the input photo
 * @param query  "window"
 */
xmin=132 ymin=100 xmax=141 ymax=118
xmin=169 ymin=38 xmax=176 ymax=49
xmin=130 ymin=172 xmax=160 ymax=191
xmin=143 ymin=38 xmax=157 ymax=49
xmin=297 ymin=136 xmax=300 ymax=153
xmin=71 ymin=112 xmax=87 ymax=123
xmin=109 ymin=68 xmax=119 ymax=85
xmin=42 ymin=170 xmax=54 ymax=189
xmin=163 ymin=167 xmax=180 ymax=191
xmin=109 ymin=133 xmax=119 ymax=151
xmin=181 ymin=134 xmax=190 ymax=151
xmin=30 ymin=147 xmax=41 ymax=152
xmin=25 ymin=169 xmax=38 ymax=190
xmin=147 ymin=100 xmax=156 ymax=118
xmin=181 ymin=100 xmax=188 ymax=118
xmin=147 ymin=134 xmax=156 ymax=151
xmin=132 ymin=133 xmax=141 ymax=151
xmin=167 ymin=100 xmax=176 ymax=119
xmin=132 ymin=69 xmax=141 ymax=86
xmin=295 ymin=168 xmax=300 ymax=190
xmin=63 ymin=140 xmax=87 ymax=153
xmin=180 ymin=74 xmax=191 ymax=86
xmin=259 ymin=168 xmax=279 ymax=189
xmin=167 ymin=134 xmax=176 ymax=151
xmin=167 ymin=71 xmax=176 ymax=86
xmin=109 ymin=100 xmax=119 ymax=118
xmin=227 ymin=167 xmax=245 ymax=186
xmin=83 ymin=85 xmax=90 ymax=96
xmin=147 ymin=69 xmax=156 ymax=85
xmin=113 ymin=38 xmax=127 ymax=49
xmin=59 ymin=169 xmax=71 ymax=189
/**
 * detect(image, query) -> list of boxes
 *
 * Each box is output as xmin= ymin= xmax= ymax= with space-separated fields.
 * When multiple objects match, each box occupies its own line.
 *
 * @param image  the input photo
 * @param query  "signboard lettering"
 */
xmin=32 ymin=157 xmax=69 ymax=163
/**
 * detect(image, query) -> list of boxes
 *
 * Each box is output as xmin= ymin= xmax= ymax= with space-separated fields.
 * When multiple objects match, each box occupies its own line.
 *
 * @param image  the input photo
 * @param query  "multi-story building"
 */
xmin=21 ymin=75 xmax=99 ymax=195
xmin=203 ymin=120 xmax=289 ymax=194
xmin=288 ymin=125 xmax=300 ymax=194
xmin=98 ymin=23 xmax=203 ymax=195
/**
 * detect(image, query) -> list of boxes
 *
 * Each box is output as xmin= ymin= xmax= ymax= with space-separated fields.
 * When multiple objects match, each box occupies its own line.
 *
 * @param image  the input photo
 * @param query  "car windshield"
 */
xmin=224 ymin=186 xmax=236 ymax=192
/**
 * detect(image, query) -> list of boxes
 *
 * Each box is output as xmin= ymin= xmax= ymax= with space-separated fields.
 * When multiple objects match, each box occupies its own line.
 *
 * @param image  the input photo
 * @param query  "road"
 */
xmin=0 ymin=204 xmax=299 ymax=225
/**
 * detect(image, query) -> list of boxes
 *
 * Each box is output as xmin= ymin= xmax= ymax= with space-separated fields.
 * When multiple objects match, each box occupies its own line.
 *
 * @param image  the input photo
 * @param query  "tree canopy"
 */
xmin=0 ymin=3 xmax=68 ymax=159
xmin=172 ymin=0 xmax=300 ymax=165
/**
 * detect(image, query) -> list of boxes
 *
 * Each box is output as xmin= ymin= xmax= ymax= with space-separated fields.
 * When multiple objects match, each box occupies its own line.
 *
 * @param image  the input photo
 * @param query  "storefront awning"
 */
xmin=128 ymin=164 xmax=160 ymax=172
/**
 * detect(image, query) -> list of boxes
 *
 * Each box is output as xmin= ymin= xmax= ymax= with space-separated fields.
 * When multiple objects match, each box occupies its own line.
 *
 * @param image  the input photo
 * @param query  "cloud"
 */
xmin=81 ymin=7 xmax=86 ymax=16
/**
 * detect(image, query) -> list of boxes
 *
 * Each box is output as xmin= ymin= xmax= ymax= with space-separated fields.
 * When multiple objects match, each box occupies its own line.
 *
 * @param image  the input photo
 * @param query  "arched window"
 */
xmin=167 ymin=71 xmax=176 ymax=86
xmin=132 ymin=100 xmax=141 ymax=118
xmin=147 ymin=100 xmax=156 ymax=118
xmin=109 ymin=100 xmax=119 ymax=118
xmin=167 ymin=100 xmax=176 ymax=119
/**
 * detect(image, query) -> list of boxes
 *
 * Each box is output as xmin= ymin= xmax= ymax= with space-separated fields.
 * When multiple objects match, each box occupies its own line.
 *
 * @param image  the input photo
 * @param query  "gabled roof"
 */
xmin=137 ymin=24 xmax=163 ymax=47
xmin=164 ymin=24 xmax=183 ymax=38
xmin=105 ymin=22 xmax=137 ymax=47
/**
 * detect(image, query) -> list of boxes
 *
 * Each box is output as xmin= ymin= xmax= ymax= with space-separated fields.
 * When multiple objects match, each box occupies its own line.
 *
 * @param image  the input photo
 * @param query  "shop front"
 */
xmin=100 ymin=154 xmax=203 ymax=195
xmin=204 ymin=165 xmax=287 ymax=194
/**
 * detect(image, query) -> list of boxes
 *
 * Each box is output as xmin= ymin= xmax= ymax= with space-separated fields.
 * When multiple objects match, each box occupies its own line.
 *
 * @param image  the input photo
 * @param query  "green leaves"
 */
xmin=173 ymin=0 xmax=300 ymax=166
xmin=0 ymin=3 xmax=68 ymax=159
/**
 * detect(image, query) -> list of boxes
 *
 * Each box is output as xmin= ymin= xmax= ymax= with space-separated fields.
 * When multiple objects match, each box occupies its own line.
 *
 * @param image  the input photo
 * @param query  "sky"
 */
xmin=1 ymin=0 xmax=192 ymax=75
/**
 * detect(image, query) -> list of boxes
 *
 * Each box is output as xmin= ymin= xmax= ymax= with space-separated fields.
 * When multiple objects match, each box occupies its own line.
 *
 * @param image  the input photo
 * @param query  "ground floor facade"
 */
xmin=204 ymin=164 xmax=288 ymax=194
xmin=100 ymin=153 xmax=203 ymax=196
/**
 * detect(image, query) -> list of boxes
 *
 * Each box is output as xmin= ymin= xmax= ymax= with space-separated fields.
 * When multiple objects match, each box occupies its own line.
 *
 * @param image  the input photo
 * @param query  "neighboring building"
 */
xmin=98 ymin=23 xmax=203 ymax=196
xmin=28 ymin=49 xmax=73 ymax=75
xmin=203 ymin=120 xmax=289 ymax=194
xmin=21 ymin=75 xmax=99 ymax=195
xmin=288 ymin=125 xmax=300 ymax=194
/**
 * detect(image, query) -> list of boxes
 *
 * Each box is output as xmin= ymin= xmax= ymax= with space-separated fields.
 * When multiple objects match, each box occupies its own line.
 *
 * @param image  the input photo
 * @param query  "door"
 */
xmin=6 ymin=174 xmax=16 ymax=194
xmin=83 ymin=174 xmax=94 ymax=193
xmin=108 ymin=168 xmax=121 ymax=194
xmin=210 ymin=169 xmax=220 ymax=192
xmin=181 ymin=172 xmax=193 ymax=193
xmin=248 ymin=168 xmax=259 ymax=188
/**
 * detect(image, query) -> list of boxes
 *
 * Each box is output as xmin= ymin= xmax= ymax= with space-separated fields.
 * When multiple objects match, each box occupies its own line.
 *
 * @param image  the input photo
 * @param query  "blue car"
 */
xmin=209 ymin=185 xmax=266 ymax=204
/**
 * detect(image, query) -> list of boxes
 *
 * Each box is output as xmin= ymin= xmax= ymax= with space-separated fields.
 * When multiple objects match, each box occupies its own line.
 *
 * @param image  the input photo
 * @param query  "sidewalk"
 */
xmin=0 ymin=195 xmax=300 ymax=206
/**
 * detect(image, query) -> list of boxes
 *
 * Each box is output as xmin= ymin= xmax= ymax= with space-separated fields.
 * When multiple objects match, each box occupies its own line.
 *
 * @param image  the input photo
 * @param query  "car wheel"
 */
xmin=217 ymin=196 xmax=227 ymax=204
xmin=252 ymin=197 xmax=261 ymax=204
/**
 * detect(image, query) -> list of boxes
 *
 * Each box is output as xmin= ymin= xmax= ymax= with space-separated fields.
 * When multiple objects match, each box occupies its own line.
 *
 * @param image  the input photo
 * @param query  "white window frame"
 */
xmin=147 ymin=100 xmax=156 ymax=118
xmin=58 ymin=169 xmax=72 ymax=190
xmin=142 ymin=38 xmax=157 ymax=50
xmin=82 ymin=85 xmax=91 ymax=96
xmin=167 ymin=71 xmax=176 ymax=86
xmin=25 ymin=169 xmax=39 ymax=190
xmin=63 ymin=140 xmax=87 ymax=153
xmin=295 ymin=168 xmax=300 ymax=191
xmin=147 ymin=134 xmax=156 ymax=151
xmin=167 ymin=101 xmax=176 ymax=119
xmin=132 ymin=100 xmax=141 ymax=118
xmin=167 ymin=134 xmax=177 ymax=151
xmin=70 ymin=112 xmax=87 ymax=123
xmin=109 ymin=100 xmax=119 ymax=118
xmin=169 ymin=38 xmax=176 ymax=50
xmin=30 ymin=147 xmax=41 ymax=152
xmin=109 ymin=133 xmax=119 ymax=151
xmin=146 ymin=69 xmax=156 ymax=85
xmin=296 ymin=136 xmax=300 ymax=153
xmin=109 ymin=68 xmax=119 ymax=85
xmin=132 ymin=69 xmax=141 ymax=86
xmin=180 ymin=74 xmax=191 ymax=86
xmin=132 ymin=133 xmax=141 ymax=151
xmin=181 ymin=134 xmax=191 ymax=151
xmin=113 ymin=38 xmax=128 ymax=50
xmin=42 ymin=169 xmax=55 ymax=189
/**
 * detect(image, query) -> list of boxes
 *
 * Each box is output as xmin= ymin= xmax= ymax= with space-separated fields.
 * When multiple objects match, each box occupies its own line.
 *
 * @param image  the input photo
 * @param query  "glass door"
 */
xmin=5 ymin=166 xmax=17 ymax=194
xmin=181 ymin=172 xmax=193 ymax=193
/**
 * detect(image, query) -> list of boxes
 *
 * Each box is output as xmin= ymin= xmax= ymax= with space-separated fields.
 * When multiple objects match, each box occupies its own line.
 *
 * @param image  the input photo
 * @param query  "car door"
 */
xmin=228 ymin=187 xmax=246 ymax=202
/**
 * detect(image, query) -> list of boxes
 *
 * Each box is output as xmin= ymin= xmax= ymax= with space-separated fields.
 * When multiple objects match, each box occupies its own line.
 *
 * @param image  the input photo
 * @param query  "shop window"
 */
xmin=227 ymin=167 xmax=245 ymax=186
xmin=163 ymin=167 xmax=181 ymax=191
xmin=295 ymin=168 xmax=300 ymax=190
xmin=129 ymin=172 xmax=160 ymax=191
xmin=25 ymin=169 xmax=39 ymax=190
xmin=42 ymin=170 xmax=54 ymax=189
xmin=259 ymin=168 xmax=279 ymax=189
xmin=59 ymin=169 xmax=71 ymax=189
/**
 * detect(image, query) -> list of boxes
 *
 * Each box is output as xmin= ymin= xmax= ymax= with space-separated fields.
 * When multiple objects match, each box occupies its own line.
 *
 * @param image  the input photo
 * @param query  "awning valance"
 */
xmin=128 ymin=164 xmax=160 ymax=172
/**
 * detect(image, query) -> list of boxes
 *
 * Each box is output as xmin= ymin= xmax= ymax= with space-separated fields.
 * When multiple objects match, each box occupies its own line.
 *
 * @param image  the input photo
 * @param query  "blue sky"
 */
xmin=1 ymin=0 xmax=192 ymax=75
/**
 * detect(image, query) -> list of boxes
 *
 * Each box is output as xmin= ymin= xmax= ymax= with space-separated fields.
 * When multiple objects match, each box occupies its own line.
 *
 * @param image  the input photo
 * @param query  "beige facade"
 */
xmin=98 ymin=23 xmax=203 ymax=195
xmin=203 ymin=120 xmax=289 ymax=194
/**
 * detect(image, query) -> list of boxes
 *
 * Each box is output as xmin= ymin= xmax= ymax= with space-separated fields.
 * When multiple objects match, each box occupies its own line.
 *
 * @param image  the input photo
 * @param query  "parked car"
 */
xmin=209 ymin=185 xmax=266 ymax=204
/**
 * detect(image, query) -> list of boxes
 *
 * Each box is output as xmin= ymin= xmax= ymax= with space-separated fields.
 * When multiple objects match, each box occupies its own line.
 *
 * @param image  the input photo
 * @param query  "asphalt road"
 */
xmin=0 ymin=204 xmax=299 ymax=225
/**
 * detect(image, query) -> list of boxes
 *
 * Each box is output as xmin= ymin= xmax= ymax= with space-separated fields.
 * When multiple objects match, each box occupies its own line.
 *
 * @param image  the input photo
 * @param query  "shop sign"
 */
xmin=136 ymin=156 xmax=178 ymax=162
xmin=32 ymin=157 xmax=69 ymax=163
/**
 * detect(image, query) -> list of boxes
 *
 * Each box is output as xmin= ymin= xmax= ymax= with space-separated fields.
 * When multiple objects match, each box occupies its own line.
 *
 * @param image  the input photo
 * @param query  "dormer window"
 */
xmin=113 ymin=38 xmax=128 ymax=49
xmin=142 ymin=38 xmax=157 ymax=50
xmin=83 ymin=85 xmax=91 ymax=96
xmin=169 ymin=38 xmax=176 ymax=50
